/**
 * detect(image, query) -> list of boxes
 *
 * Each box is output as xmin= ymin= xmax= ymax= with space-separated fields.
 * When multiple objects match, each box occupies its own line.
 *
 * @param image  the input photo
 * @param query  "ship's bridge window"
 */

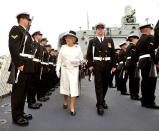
xmin=81 ymin=37 xmax=85 ymax=41
xmin=119 ymin=31 xmax=122 ymax=35
xmin=130 ymin=31 xmax=134 ymax=34
xmin=132 ymin=26 xmax=136 ymax=29
xmin=106 ymin=28 xmax=110 ymax=35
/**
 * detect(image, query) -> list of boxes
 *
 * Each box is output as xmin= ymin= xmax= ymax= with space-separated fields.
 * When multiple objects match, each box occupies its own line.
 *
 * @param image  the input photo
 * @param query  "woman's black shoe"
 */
xmin=97 ymin=108 xmax=104 ymax=116
xmin=63 ymin=104 xmax=68 ymax=109
xmin=70 ymin=111 xmax=76 ymax=116
xmin=103 ymin=103 xmax=108 ymax=109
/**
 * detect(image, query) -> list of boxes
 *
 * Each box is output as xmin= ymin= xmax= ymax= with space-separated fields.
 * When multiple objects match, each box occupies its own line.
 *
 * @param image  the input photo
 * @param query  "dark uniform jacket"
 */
xmin=125 ymin=43 xmax=138 ymax=67
xmin=41 ymin=48 xmax=50 ymax=73
xmin=154 ymin=20 xmax=159 ymax=49
xmin=154 ymin=20 xmax=159 ymax=63
xmin=9 ymin=25 xmax=34 ymax=74
xmin=156 ymin=49 xmax=159 ymax=63
xmin=117 ymin=49 xmax=126 ymax=70
xmin=87 ymin=37 xmax=115 ymax=71
xmin=48 ymin=55 xmax=57 ymax=74
xmin=32 ymin=41 xmax=43 ymax=73
xmin=136 ymin=34 xmax=156 ymax=68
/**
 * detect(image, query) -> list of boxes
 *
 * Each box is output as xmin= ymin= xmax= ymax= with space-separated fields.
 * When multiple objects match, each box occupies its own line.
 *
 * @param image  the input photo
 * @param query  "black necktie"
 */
xmin=100 ymin=38 xmax=103 ymax=43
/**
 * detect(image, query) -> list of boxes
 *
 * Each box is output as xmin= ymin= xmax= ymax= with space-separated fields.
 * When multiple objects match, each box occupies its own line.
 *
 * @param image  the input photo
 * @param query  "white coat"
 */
xmin=56 ymin=44 xmax=83 ymax=97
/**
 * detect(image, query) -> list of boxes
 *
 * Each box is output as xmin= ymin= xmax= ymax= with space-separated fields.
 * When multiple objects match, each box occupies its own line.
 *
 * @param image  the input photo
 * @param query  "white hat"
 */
xmin=119 ymin=41 xmax=127 ymax=47
xmin=139 ymin=24 xmax=153 ymax=30
xmin=127 ymin=34 xmax=139 ymax=41
xmin=62 ymin=30 xmax=78 ymax=42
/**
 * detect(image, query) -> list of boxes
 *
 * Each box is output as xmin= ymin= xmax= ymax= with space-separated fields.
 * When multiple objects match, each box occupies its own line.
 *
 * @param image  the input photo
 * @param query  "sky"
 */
xmin=0 ymin=0 xmax=159 ymax=55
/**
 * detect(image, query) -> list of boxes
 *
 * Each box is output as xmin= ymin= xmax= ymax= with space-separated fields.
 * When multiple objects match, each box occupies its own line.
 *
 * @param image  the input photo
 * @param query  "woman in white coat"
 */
xmin=56 ymin=30 xmax=83 ymax=116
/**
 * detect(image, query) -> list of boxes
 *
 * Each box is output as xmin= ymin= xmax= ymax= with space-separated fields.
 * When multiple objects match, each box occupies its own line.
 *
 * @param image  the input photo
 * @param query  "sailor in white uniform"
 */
xmin=56 ymin=30 xmax=83 ymax=116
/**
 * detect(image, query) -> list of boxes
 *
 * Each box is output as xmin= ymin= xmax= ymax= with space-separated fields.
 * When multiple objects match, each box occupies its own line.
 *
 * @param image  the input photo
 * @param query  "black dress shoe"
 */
xmin=142 ymin=103 xmax=159 ymax=109
xmin=38 ymin=96 xmax=50 ymax=102
xmin=43 ymin=96 xmax=50 ymax=101
xmin=97 ymin=108 xmax=104 ymax=116
xmin=23 ymin=113 xmax=32 ymax=120
xmin=63 ymin=104 xmax=68 ymax=109
xmin=70 ymin=111 xmax=76 ymax=116
xmin=28 ymin=103 xmax=40 ymax=109
xmin=121 ymin=92 xmax=130 ymax=95
xmin=13 ymin=117 xmax=29 ymax=126
xmin=36 ymin=102 xmax=42 ymax=107
xmin=45 ymin=92 xmax=52 ymax=96
xmin=50 ymin=88 xmax=55 ymax=92
xmin=38 ymin=97 xmax=47 ymax=102
xmin=109 ymin=86 xmax=116 ymax=88
xmin=131 ymin=96 xmax=141 ymax=101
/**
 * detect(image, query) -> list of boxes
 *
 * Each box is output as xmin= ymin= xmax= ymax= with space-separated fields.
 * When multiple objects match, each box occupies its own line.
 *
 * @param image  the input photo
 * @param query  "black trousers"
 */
xmin=115 ymin=70 xmax=120 ymax=91
xmin=116 ymin=69 xmax=128 ymax=93
xmin=140 ymin=63 xmax=157 ymax=105
xmin=48 ymin=71 xmax=57 ymax=90
xmin=94 ymin=69 xmax=110 ymax=109
xmin=37 ymin=73 xmax=49 ymax=98
xmin=127 ymin=66 xmax=140 ymax=98
xmin=27 ymin=73 xmax=40 ymax=104
xmin=108 ymin=71 xmax=115 ymax=87
xmin=11 ymin=73 xmax=31 ymax=120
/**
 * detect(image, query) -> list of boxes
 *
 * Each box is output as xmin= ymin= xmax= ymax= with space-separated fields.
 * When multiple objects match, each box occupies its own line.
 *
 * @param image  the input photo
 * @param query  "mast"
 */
xmin=87 ymin=12 xmax=89 ymax=30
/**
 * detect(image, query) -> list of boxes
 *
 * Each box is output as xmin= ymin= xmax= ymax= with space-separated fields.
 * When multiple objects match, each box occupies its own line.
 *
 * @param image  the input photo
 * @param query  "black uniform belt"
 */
xmin=94 ymin=57 xmax=111 ymax=61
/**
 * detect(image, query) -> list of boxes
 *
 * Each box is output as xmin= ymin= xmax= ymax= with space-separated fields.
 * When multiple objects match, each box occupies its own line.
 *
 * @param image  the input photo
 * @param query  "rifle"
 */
xmin=40 ymin=51 xmax=45 ymax=80
xmin=134 ymin=62 xmax=140 ymax=78
xmin=118 ymin=63 xmax=125 ymax=79
xmin=7 ymin=62 xmax=16 ymax=84
xmin=88 ymin=39 xmax=95 ymax=81
xmin=149 ymin=61 xmax=157 ymax=77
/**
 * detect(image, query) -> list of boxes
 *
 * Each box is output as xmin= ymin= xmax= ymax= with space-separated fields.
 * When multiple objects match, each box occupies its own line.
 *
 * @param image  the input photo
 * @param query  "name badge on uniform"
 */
xmin=108 ymin=43 xmax=112 ymax=48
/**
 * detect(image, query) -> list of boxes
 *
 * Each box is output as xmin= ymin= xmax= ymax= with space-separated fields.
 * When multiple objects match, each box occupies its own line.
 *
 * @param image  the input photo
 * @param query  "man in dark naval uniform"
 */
xmin=8 ymin=13 xmax=34 ymax=126
xmin=26 ymin=31 xmax=43 ymax=109
xmin=126 ymin=34 xmax=140 ymax=100
xmin=47 ymin=49 xmax=57 ymax=92
xmin=136 ymin=24 xmax=159 ymax=109
xmin=154 ymin=20 xmax=159 ymax=76
xmin=37 ymin=38 xmax=50 ymax=102
xmin=116 ymin=41 xmax=129 ymax=95
xmin=86 ymin=23 xmax=116 ymax=115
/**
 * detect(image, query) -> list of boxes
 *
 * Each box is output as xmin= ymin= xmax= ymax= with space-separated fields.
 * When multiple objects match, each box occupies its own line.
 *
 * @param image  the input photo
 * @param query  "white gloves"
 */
xmin=56 ymin=71 xmax=60 ymax=78
xmin=56 ymin=65 xmax=61 ymax=78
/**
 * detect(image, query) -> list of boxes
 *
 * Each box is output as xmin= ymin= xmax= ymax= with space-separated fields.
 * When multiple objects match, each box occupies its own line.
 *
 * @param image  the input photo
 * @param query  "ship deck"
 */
xmin=0 ymin=77 xmax=159 ymax=131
